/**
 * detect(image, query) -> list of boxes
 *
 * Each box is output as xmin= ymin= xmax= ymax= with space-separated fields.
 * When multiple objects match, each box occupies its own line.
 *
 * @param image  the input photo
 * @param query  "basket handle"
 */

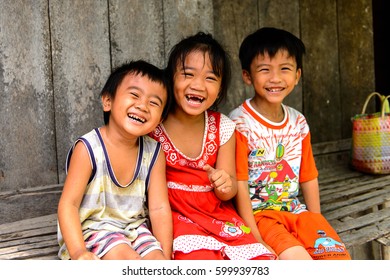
xmin=361 ymin=92 xmax=382 ymax=114
xmin=381 ymin=95 xmax=390 ymax=118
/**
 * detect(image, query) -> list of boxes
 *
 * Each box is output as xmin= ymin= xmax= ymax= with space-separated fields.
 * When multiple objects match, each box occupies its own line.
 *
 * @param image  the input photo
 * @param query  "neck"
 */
xmin=167 ymin=108 xmax=206 ymax=126
xmin=250 ymin=100 xmax=284 ymax=122
xmin=101 ymin=125 xmax=139 ymax=148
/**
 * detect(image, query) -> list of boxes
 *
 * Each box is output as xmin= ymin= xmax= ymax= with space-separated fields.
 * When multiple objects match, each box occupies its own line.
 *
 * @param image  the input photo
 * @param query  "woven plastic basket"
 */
xmin=351 ymin=92 xmax=390 ymax=174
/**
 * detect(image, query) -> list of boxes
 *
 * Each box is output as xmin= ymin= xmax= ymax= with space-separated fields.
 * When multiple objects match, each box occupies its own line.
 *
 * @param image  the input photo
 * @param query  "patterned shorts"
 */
xmin=85 ymin=223 xmax=162 ymax=258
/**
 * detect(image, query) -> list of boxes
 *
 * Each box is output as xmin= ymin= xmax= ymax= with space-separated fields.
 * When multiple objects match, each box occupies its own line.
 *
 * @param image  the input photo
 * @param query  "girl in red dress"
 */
xmin=150 ymin=32 xmax=276 ymax=260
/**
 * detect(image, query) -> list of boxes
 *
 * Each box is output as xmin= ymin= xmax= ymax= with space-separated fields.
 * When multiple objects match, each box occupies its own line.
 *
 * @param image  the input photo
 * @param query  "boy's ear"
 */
xmin=295 ymin=68 xmax=302 ymax=85
xmin=242 ymin=70 xmax=252 ymax=85
xmin=102 ymin=95 xmax=111 ymax=112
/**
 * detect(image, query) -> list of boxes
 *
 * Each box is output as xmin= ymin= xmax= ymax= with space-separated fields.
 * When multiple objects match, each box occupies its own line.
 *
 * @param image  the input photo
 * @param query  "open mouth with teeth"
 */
xmin=186 ymin=94 xmax=205 ymax=104
xmin=266 ymin=87 xmax=284 ymax=92
xmin=128 ymin=114 xmax=146 ymax=123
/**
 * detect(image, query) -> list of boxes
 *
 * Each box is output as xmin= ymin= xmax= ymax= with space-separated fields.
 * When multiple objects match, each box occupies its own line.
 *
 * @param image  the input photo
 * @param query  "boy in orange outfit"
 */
xmin=229 ymin=27 xmax=351 ymax=260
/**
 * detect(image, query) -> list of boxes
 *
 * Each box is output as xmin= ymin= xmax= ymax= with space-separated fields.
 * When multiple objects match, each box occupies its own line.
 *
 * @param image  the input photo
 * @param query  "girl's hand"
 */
xmin=203 ymin=164 xmax=233 ymax=194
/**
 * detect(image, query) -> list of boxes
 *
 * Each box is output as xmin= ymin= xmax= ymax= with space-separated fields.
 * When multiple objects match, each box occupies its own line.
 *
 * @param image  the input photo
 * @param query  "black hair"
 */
xmin=166 ymin=32 xmax=231 ymax=111
xmin=100 ymin=60 xmax=172 ymax=124
xmin=239 ymin=27 xmax=306 ymax=72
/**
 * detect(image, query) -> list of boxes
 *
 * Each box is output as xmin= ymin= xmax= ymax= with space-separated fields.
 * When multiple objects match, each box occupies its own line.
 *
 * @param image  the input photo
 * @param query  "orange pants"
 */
xmin=255 ymin=210 xmax=351 ymax=260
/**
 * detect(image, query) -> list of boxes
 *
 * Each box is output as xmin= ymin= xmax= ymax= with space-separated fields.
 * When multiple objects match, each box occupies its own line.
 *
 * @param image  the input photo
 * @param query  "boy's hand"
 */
xmin=74 ymin=250 xmax=100 ymax=260
xmin=203 ymin=164 xmax=233 ymax=194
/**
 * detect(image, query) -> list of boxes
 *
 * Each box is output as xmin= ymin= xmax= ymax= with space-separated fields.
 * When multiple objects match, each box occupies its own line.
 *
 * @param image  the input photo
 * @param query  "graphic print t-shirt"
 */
xmin=229 ymin=99 xmax=318 ymax=214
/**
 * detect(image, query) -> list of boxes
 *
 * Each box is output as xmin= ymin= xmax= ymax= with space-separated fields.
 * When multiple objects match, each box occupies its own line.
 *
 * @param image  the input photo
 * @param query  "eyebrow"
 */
xmin=180 ymin=65 xmax=217 ymax=76
xmin=256 ymin=62 xmax=295 ymax=69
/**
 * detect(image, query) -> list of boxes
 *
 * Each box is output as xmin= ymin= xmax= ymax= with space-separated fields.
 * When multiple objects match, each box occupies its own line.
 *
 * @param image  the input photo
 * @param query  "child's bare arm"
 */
xmin=300 ymin=178 xmax=321 ymax=213
xmin=235 ymin=180 xmax=260 ymax=239
xmin=57 ymin=142 xmax=99 ymax=260
xmin=148 ymin=151 xmax=173 ymax=259
xmin=205 ymin=134 xmax=238 ymax=201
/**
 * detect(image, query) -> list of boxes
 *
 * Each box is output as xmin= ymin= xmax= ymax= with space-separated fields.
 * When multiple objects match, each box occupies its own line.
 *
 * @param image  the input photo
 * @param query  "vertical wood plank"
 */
xmin=300 ymin=0 xmax=342 ymax=143
xmin=49 ymin=0 xmax=111 ymax=182
xmin=0 ymin=1 xmax=57 ymax=192
xmin=163 ymin=0 xmax=214 ymax=59
xmin=258 ymin=0 xmax=302 ymax=112
xmin=109 ymin=0 xmax=165 ymax=68
xmin=213 ymin=0 xmax=258 ymax=115
xmin=338 ymin=0 xmax=375 ymax=139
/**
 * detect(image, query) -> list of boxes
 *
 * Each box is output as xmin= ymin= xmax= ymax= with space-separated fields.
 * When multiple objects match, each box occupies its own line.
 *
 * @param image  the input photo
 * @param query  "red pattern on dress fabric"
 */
xmin=150 ymin=110 xmax=276 ymax=260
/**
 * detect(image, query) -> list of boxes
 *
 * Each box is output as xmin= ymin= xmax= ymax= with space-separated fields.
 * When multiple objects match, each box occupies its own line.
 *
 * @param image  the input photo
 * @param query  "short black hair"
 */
xmin=166 ymin=32 xmax=231 ymax=111
xmin=100 ymin=60 xmax=171 ymax=124
xmin=239 ymin=27 xmax=306 ymax=72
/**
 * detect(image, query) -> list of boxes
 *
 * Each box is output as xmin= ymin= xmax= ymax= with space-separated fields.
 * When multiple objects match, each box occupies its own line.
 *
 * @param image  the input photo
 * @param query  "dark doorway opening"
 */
xmin=373 ymin=0 xmax=390 ymax=95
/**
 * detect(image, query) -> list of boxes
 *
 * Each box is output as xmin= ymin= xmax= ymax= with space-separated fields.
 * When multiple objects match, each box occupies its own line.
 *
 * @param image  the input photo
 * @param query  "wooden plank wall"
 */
xmin=0 ymin=0 xmax=375 ymax=223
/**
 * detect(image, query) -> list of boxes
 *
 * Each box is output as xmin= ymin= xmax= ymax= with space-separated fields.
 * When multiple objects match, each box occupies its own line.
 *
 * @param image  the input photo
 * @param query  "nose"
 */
xmin=190 ymin=76 xmax=206 ymax=91
xmin=135 ymin=98 xmax=148 ymax=112
xmin=269 ymin=70 xmax=282 ymax=83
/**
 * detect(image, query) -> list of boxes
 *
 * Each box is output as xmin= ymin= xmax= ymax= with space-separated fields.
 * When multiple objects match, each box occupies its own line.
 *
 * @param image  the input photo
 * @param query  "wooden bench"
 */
xmin=311 ymin=138 xmax=390 ymax=259
xmin=314 ymin=164 xmax=390 ymax=259
xmin=1 ymin=139 xmax=389 ymax=260
xmin=0 ymin=214 xmax=58 ymax=259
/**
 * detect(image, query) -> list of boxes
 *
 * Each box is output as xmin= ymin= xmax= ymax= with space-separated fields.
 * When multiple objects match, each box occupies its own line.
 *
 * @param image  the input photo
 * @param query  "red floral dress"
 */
xmin=150 ymin=110 xmax=275 ymax=260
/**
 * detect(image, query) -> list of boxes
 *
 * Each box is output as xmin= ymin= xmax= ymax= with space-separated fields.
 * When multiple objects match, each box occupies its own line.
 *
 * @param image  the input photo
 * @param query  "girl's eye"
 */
xmin=183 ymin=72 xmax=193 ymax=77
xmin=206 ymin=75 xmax=218 ymax=81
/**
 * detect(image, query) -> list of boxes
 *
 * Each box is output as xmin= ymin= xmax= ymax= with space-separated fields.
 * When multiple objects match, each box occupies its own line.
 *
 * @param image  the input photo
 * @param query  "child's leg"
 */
xmin=278 ymin=245 xmax=312 ymax=260
xmin=86 ymin=231 xmax=137 ymax=259
xmin=86 ymin=227 xmax=164 ymax=260
xmin=102 ymin=243 xmax=141 ymax=260
xmin=132 ymin=223 xmax=166 ymax=259
xmin=255 ymin=211 xmax=309 ymax=259
xmin=142 ymin=249 xmax=167 ymax=260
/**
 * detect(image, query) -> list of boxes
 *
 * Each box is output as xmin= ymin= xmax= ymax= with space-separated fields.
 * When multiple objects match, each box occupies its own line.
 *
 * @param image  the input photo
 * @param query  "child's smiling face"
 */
xmin=173 ymin=51 xmax=222 ymax=116
xmin=103 ymin=72 xmax=167 ymax=137
xmin=243 ymin=49 xmax=301 ymax=106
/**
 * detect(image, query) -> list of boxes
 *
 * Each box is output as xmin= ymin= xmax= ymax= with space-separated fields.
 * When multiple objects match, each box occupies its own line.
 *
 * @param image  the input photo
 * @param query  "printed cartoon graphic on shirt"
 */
xmin=249 ymin=139 xmax=301 ymax=212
